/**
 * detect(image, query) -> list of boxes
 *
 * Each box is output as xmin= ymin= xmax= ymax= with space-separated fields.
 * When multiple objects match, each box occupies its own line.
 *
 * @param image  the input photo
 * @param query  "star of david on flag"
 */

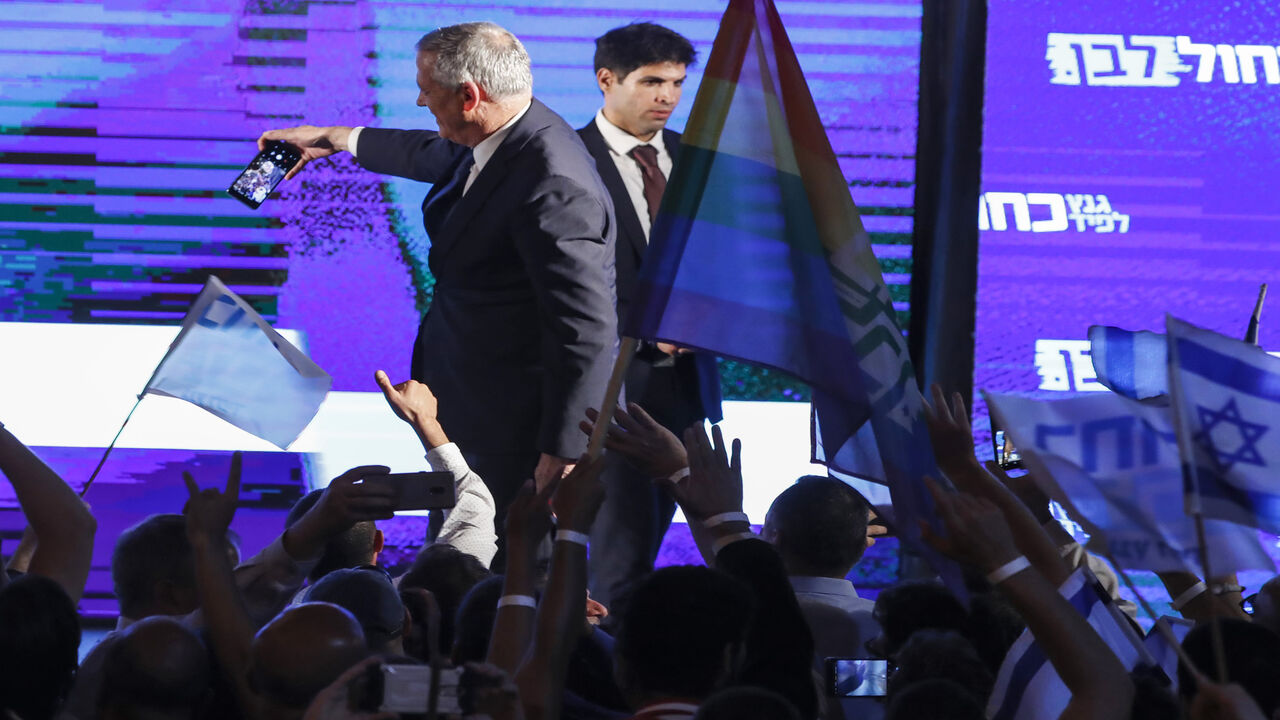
xmin=1167 ymin=315 xmax=1280 ymax=533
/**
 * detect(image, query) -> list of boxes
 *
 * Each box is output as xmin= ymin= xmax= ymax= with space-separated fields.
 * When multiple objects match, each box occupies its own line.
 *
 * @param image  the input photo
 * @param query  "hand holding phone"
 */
xmin=824 ymin=657 xmax=889 ymax=698
xmin=228 ymin=140 xmax=302 ymax=209
xmin=360 ymin=471 xmax=456 ymax=512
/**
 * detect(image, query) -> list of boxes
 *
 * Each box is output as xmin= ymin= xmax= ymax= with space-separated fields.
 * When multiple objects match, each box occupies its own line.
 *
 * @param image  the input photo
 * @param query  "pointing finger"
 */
xmin=226 ymin=451 xmax=242 ymax=500
xmin=183 ymin=471 xmax=199 ymax=498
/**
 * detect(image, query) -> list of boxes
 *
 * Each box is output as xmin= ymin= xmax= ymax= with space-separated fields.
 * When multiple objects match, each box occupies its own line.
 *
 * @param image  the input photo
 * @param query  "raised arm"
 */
xmin=487 ymin=478 xmax=557 ymax=672
xmin=513 ymin=455 xmax=606 ymax=720
xmin=0 ymin=422 xmax=96 ymax=602
xmin=376 ymin=370 xmax=497 ymax=566
xmin=923 ymin=479 xmax=1134 ymax=720
xmin=923 ymin=385 xmax=1071 ymax=587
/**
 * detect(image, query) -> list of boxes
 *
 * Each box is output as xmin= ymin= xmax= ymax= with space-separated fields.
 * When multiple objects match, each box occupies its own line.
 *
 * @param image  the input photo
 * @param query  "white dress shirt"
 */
xmin=593 ymin=109 xmax=673 ymax=239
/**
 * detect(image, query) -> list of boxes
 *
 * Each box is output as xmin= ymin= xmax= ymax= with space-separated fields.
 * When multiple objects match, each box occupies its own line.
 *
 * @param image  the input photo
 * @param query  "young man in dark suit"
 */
xmin=578 ymin=22 xmax=724 ymax=623
xmin=261 ymin=23 xmax=618 ymax=565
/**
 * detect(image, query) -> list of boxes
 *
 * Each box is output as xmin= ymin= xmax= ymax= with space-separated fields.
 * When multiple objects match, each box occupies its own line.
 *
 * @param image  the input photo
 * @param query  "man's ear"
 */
xmin=596 ymin=67 xmax=615 ymax=94
xmin=460 ymin=80 xmax=483 ymax=112
xmin=374 ymin=528 xmax=385 ymax=553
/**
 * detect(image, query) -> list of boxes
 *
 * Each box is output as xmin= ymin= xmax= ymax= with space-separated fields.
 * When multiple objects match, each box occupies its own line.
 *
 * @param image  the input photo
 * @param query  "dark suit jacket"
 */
xmin=577 ymin=119 xmax=722 ymax=425
xmin=356 ymin=99 xmax=618 ymax=458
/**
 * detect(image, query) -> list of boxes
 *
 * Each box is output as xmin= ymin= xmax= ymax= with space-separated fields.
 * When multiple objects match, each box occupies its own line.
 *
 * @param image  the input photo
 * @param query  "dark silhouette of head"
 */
xmin=399 ymin=544 xmax=490 ymax=652
xmin=97 ymin=616 xmax=211 ymax=719
xmin=452 ymin=574 xmax=506 ymax=664
xmin=613 ymin=566 xmax=754 ymax=708
xmin=112 ymin=514 xmax=198 ymax=619
xmin=885 ymin=630 xmax=993 ymax=707
xmin=248 ymin=602 xmax=369 ymax=718
xmin=885 ymin=679 xmax=986 ymax=720
xmin=305 ymin=567 xmax=406 ymax=654
xmin=869 ymin=581 xmax=968 ymax=659
xmin=762 ymin=476 xmax=871 ymax=578
xmin=285 ymin=489 xmax=383 ymax=583
xmin=693 ymin=686 xmax=800 ymax=720
xmin=0 ymin=574 xmax=81 ymax=720
xmin=1178 ymin=618 xmax=1280 ymax=716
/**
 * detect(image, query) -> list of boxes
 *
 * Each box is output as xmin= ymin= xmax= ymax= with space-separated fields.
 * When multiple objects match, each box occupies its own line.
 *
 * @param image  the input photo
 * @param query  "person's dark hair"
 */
xmin=0 ymin=575 xmax=81 ymax=720
xmin=112 ymin=514 xmax=196 ymax=618
xmin=963 ymin=591 xmax=1026 ymax=674
xmin=594 ymin=22 xmax=697 ymax=80
xmin=614 ymin=566 xmax=754 ymax=703
xmin=1178 ymin=619 xmax=1280 ymax=715
xmin=871 ymin=580 xmax=968 ymax=659
xmin=1129 ymin=663 xmax=1181 ymax=720
xmin=285 ymin=489 xmax=379 ymax=582
xmin=96 ymin=616 xmax=211 ymax=717
xmin=304 ymin=567 xmax=405 ymax=651
xmin=452 ymin=574 xmax=506 ymax=664
xmin=766 ymin=476 xmax=870 ymax=576
xmin=399 ymin=544 xmax=490 ymax=652
xmin=693 ymin=686 xmax=800 ymax=720
xmin=885 ymin=679 xmax=986 ymax=720
xmin=885 ymin=630 xmax=993 ymax=707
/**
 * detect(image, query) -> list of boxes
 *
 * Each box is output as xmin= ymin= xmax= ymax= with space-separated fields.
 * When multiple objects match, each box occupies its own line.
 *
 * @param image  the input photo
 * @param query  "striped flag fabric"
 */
xmin=145 ymin=276 xmax=331 ymax=449
xmin=987 ymin=568 xmax=1151 ymax=720
xmin=622 ymin=0 xmax=957 ymax=585
xmin=1167 ymin=315 xmax=1280 ymax=532
xmin=1143 ymin=616 xmax=1195 ymax=692
xmin=1088 ymin=325 xmax=1168 ymax=400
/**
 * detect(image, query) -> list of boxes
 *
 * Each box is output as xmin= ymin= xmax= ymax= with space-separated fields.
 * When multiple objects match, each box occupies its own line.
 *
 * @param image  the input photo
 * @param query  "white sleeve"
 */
xmin=427 ymin=443 xmax=498 ymax=568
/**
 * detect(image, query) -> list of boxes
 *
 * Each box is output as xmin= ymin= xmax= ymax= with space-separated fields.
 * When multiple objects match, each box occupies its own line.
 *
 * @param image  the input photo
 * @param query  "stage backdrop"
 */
xmin=0 ymin=0 xmax=922 ymax=615
xmin=975 ymin=0 xmax=1280 ymax=447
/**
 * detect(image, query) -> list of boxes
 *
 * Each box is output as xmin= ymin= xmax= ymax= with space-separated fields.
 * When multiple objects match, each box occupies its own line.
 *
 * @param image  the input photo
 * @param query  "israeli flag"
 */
xmin=1143 ymin=617 xmax=1195 ymax=693
xmin=985 ymin=391 xmax=1272 ymax=576
xmin=145 ymin=276 xmax=331 ymax=449
xmin=1167 ymin=315 xmax=1280 ymax=532
xmin=987 ymin=569 xmax=1150 ymax=720
xmin=1088 ymin=325 xmax=1168 ymax=400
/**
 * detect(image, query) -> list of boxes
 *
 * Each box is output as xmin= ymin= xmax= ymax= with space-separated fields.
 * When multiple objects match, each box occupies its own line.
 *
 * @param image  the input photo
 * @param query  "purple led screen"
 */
xmin=974 ymin=0 xmax=1280 ymax=444
xmin=0 ymin=0 xmax=922 ymax=393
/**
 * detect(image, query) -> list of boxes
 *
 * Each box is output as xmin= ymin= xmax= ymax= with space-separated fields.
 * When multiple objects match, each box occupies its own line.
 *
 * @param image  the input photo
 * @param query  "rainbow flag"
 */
xmin=625 ymin=0 xmax=956 ymax=584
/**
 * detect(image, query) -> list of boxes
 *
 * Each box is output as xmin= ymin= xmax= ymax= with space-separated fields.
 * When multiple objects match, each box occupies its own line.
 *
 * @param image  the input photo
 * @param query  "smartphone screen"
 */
xmin=993 ymin=428 xmax=1024 ymax=471
xmin=228 ymin=141 xmax=301 ymax=209
xmin=825 ymin=658 xmax=889 ymax=697
xmin=361 ymin=471 xmax=456 ymax=512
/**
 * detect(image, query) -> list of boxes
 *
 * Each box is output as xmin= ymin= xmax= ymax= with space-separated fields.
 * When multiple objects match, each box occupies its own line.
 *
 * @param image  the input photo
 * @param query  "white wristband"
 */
xmin=666 ymin=467 xmax=690 ymax=484
xmin=1170 ymin=581 xmax=1208 ymax=611
xmin=703 ymin=512 xmax=750 ymax=528
xmin=556 ymin=529 xmax=589 ymax=547
xmin=497 ymin=594 xmax=537 ymax=609
xmin=986 ymin=556 xmax=1032 ymax=585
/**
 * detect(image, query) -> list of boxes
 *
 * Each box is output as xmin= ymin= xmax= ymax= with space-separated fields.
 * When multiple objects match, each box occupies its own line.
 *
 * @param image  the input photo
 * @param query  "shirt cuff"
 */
xmin=256 ymin=535 xmax=320 ymax=579
xmin=348 ymin=126 xmax=364 ymax=158
xmin=426 ymin=442 xmax=469 ymax=477
xmin=711 ymin=531 xmax=758 ymax=555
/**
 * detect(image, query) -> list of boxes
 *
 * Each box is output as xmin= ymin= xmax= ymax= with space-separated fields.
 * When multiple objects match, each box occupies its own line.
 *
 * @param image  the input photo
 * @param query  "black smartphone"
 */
xmin=824 ymin=657 xmax=889 ymax=698
xmin=351 ymin=663 xmax=461 ymax=714
xmin=360 ymin=471 xmax=457 ymax=512
xmin=227 ymin=140 xmax=301 ymax=209
xmin=993 ymin=428 xmax=1024 ymax=471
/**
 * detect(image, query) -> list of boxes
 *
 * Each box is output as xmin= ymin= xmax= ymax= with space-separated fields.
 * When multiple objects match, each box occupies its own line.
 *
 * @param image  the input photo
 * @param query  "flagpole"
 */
xmin=1193 ymin=513 xmax=1230 ymax=683
xmin=81 ymin=392 xmax=145 ymax=496
xmin=586 ymin=337 xmax=639 ymax=460
xmin=1103 ymin=552 xmax=1204 ymax=678
xmin=1245 ymin=283 xmax=1267 ymax=345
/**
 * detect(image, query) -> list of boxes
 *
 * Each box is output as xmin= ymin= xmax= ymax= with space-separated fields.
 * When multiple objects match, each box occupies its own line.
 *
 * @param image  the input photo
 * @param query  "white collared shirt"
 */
xmin=593 ymin=109 xmax=673 ymax=239
xmin=346 ymin=99 xmax=532 ymax=195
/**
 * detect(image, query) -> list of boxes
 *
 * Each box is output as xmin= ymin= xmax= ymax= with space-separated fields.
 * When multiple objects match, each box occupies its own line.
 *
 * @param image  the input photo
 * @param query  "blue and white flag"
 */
xmin=145 ymin=276 xmax=331 ymax=449
xmin=987 ymin=568 xmax=1150 ymax=720
xmin=1143 ymin=616 xmax=1195 ymax=692
xmin=1167 ymin=315 xmax=1280 ymax=532
xmin=1088 ymin=325 xmax=1168 ymax=400
xmin=985 ymin=391 xmax=1272 ymax=576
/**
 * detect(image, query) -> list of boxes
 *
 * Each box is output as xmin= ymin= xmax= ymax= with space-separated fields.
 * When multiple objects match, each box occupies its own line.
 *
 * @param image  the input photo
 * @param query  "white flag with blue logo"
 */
xmin=985 ymin=391 xmax=1272 ymax=576
xmin=1167 ymin=315 xmax=1280 ymax=532
xmin=986 ymin=568 xmax=1150 ymax=720
xmin=144 ymin=276 xmax=331 ymax=449
xmin=1088 ymin=325 xmax=1168 ymax=400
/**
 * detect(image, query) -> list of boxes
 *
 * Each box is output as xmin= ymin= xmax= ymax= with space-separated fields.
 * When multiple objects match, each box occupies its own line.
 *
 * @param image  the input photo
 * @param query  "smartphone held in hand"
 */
xmin=227 ymin=140 xmax=301 ymax=209
xmin=824 ymin=657 xmax=889 ymax=698
xmin=360 ymin=471 xmax=457 ymax=512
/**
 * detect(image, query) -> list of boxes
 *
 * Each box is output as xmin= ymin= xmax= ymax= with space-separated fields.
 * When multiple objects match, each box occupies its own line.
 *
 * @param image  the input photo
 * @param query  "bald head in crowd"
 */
xmin=98 ymin=616 xmax=211 ymax=720
xmin=249 ymin=603 xmax=369 ymax=718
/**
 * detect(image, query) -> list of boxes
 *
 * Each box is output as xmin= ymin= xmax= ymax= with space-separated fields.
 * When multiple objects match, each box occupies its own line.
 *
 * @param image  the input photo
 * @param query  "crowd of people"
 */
xmin=2 ymin=377 xmax=1279 ymax=720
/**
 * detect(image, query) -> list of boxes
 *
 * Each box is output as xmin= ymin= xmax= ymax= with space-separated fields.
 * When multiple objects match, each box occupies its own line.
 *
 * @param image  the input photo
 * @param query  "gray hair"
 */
xmin=416 ymin=22 xmax=533 ymax=101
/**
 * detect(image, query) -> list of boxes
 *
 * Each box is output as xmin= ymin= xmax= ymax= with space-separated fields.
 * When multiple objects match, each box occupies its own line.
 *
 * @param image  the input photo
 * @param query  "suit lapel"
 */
xmin=433 ymin=99 xmax=553 ymax=264
xmin=581 ymin=120 xmax=647 ymax=264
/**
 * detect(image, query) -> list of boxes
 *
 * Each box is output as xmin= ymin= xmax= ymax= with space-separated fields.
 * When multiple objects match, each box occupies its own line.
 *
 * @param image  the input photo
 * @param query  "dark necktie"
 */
xmin=627 ymin=144 xmax=666 ymax=226
xmin=423 ymin=155 xmax=474 ymax=235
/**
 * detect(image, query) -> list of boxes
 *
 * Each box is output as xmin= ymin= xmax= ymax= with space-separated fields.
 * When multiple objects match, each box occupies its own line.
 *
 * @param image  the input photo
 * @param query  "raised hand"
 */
xmin=375 ymin=370 xmax=448 ymax=448
xmin=919 ymin=477 xmax=1021 ymax=573
xmin=505 ymin=478 xmax=558 ymax=553
xmin=256 ymin=125 xmax=353 ymax=180
xmin=579 ymin=403 xmax=687 ymax=478
xmin=675 ymin=424 xmax=743 ymax=523
xmin=922 ymin=383 xmax=981 ymax=478
xmin=183 ymin=451 xmax=242 ymax=540
xmin=534 ymin=453 xmax=575 ymax=492
xmin=283 ymin=465 xmax=397 ymax=561
xmin=551 ymin=455 xmax=606 ymax=533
